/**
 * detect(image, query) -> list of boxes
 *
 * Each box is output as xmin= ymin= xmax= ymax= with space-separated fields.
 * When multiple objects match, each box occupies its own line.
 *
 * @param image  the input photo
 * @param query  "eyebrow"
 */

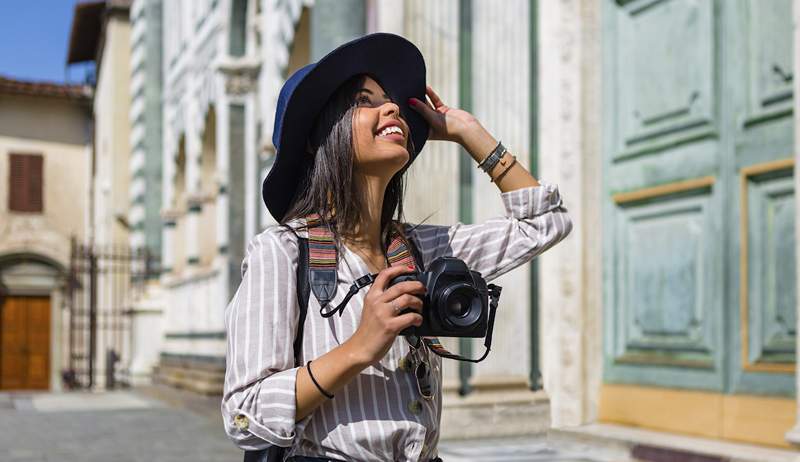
xmin=357 ymin=88 xmax=390 ymax=100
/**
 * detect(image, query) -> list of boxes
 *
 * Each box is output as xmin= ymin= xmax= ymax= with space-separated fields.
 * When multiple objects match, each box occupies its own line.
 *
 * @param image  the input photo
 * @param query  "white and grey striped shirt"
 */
xmin=222 ymin=182 xmax=572 ymax=461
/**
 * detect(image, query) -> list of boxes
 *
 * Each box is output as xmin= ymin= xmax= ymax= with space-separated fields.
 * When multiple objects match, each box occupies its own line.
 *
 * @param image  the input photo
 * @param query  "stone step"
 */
xmin=549 ymin=423 xmax=800 ymax=462
xmin=152 ymin=364 xmax=224 ymax=395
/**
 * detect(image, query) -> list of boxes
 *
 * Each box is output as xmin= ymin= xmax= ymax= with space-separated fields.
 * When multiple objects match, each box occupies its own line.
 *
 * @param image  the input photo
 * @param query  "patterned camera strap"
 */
xmin=304 ymin=213 xmax=455 ymax=358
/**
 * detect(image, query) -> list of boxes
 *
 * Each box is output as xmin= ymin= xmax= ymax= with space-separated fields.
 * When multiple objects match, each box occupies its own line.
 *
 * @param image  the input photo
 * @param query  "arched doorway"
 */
xmin=0 ymin=254 xmax=63 ymax=390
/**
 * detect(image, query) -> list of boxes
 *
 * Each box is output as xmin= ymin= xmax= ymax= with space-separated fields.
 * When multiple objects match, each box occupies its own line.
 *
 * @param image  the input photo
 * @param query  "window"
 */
xmin=8 ymin=153 xmax=43 ymax=213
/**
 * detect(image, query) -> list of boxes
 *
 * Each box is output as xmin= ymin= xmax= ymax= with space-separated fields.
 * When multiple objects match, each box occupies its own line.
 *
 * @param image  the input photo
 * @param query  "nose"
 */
xmin=380 ymin=100 xmax=401 ymax=117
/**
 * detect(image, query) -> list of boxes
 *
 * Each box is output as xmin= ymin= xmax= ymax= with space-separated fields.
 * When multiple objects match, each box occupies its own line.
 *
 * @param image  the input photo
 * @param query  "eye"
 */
xmin=356 ymin=95 xmax=371 ymax=105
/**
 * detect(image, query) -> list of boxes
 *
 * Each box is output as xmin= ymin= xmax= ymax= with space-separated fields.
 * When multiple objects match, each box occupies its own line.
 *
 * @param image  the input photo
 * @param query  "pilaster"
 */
xmin=538 ymin=0 xmax=603 ymax=427
xmin=160 ymin=208 xmax=180 ymax=275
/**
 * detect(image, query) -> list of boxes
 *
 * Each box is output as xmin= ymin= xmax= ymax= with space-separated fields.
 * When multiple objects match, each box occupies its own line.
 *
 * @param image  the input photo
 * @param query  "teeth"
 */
xmin=379 ymin=126 xmax=403 ymax=137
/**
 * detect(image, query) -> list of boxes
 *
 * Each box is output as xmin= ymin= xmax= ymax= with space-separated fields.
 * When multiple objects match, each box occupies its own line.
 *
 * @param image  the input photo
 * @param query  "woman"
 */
xmin=222 ymin=33 xmax=572 ymax=462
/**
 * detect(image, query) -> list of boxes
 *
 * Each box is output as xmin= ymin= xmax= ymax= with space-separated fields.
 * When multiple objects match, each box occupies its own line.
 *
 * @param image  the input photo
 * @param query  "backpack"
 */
xmin=243 ymin=229 xmax=427 ymax=462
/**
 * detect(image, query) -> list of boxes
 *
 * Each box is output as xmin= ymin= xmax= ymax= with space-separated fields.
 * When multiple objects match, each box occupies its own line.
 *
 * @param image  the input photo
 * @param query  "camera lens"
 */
xmin=436 ymin=283 xmax=481 ymax=330
xmin=446 ymin=292 xmax=472 ymax=317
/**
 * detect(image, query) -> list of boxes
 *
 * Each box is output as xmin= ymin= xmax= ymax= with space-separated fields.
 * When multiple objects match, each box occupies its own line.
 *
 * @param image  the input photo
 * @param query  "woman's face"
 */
xmin=351 ymin=76 xmax=411 ymax=176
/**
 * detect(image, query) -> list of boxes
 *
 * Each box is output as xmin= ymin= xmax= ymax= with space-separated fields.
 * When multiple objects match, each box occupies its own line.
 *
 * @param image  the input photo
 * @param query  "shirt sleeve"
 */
xmin=220 ymin=226 xmax=312 ymax=451
xmin=404 ymin=181 xmax=572 ymax=282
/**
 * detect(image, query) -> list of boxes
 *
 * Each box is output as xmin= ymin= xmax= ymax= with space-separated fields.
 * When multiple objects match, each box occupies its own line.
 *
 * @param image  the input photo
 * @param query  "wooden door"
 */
xmin=601 ymin=0 xmax=796 ymax=446
xmin=0 ymin=296 xmax=50 ymax=390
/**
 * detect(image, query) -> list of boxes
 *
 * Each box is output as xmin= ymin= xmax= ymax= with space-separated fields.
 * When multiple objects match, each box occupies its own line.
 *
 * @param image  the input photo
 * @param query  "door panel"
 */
xmin=604 ymin=0 xmax=724 ymax=391
xmin=0 ymin=296 xmax=50 ymax=390
xmin=0 ymin=298 xmax=27 ymax=389
xmin=731 ymin=0 xmax=795 ymax=395
xmin=615 ymin=0 xmax=716 ymax=160
xmin=26 ymin=297 xmax=50 ymax=389
xmin=743 ymin=0 xmax=793 ymax=126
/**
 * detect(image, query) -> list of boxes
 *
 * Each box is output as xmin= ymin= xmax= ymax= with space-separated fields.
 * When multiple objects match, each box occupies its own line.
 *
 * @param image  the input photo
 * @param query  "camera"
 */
xmin=388 ymin=256 xmax=491 ymax=338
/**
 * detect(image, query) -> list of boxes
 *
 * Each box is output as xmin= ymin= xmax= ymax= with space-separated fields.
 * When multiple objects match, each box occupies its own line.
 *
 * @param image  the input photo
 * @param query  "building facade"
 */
xmin=154 ymin=0 xmax=263 ymax=392
xmin=0 ymin=77 xmax=92 ymax=391
xmin=67 ymin=0 xmax=144 ymax=389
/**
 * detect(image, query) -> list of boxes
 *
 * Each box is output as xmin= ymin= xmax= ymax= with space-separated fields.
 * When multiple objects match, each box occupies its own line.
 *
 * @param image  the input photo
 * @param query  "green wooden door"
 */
xmin=603 ymin=0 xmax=795 ymax=396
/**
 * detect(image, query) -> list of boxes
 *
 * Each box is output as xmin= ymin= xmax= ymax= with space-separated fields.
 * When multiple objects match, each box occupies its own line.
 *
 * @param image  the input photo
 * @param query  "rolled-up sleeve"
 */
xmin=405 ymin=181 xmax=572 ymax=281
xmin=221 ymin=227 xmax=311 ymax=450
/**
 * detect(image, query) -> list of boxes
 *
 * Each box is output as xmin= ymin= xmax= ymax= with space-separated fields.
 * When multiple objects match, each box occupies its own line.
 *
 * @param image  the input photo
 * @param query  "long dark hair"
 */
xmin=280 ymin=73 xmax=417 ymax=255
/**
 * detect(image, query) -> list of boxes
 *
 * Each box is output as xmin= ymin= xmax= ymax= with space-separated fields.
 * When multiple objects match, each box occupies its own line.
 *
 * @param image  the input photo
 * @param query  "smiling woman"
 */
xmin=222 ymin=32 xmax=572 ymax=462
xmin=279 ymin=72 xmax=416 ymax=261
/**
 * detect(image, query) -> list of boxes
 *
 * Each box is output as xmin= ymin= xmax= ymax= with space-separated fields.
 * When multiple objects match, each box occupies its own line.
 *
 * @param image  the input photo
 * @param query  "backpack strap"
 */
xmin=305 ymin=214 xmax=338 ymax=309
xmin=294 ymin=236 xmax=311 ymax=367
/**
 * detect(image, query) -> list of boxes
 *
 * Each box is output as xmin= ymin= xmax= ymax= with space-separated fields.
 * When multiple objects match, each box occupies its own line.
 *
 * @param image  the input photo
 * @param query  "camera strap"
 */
xmin=421 ymin=284 xmax=502 ymax=363
xmin=304 ymin=215 xmax=419 ymax=318
xmin=303 ymin=214 xmax=500 ymax=363
xmin=320 ymin=273 xmax=376 ymax=318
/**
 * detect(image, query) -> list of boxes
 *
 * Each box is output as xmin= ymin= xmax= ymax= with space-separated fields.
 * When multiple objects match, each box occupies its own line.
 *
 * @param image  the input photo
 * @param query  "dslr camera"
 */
xmin=389 ymin=256 xmax=492 ymax=338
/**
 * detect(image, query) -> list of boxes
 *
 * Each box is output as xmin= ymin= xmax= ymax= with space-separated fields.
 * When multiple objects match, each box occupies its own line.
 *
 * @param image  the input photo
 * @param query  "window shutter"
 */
xmin=8 ymin=154 xmax=44 ymax=212
xmin=9 ymin=154 xmax=27 ymax=211
xmin=28 ymin=155 xmax=43 ymax=212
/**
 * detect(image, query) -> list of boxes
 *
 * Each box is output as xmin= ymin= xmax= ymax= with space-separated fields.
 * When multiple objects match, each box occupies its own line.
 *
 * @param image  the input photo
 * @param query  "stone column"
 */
xmin=184 ymin=122 xmax=202 ymax=268
xmin=469 ymin=0 xmax=540 ymax=396
xmin=215 ymin=98 xmax=230 ymax=261
xmin=538 ymin=0 xmax=603 ymax=427
xmin=160 ymin=209 xmax=179 ymax=274
xmin=786 ymin=0 xmax=800 ymax=447
xmin=310 ymin=0 xmax=365 ymax=60
xmin=368 ymin=0 xmax=404 ymax=34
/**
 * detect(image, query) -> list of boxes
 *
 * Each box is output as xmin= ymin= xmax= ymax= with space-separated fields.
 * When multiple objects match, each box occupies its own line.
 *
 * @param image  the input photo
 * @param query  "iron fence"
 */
xmin=64 ymin=238 xmax=157 ymax=389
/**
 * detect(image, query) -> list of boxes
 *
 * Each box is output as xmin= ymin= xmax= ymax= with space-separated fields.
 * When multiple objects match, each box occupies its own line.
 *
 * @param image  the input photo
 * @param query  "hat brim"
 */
xmin=263 ymin=33 xmax=428 ymax=222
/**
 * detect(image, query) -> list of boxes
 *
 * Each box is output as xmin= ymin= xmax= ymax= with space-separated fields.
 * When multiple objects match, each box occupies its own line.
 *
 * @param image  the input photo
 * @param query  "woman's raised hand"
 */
xmin=407 ymin=85 xmax=480 ymax=144
xmin=408 ymin=85 xmax=500 ymax=164
xmin=346 ymin=264 xmax=426 ymax=366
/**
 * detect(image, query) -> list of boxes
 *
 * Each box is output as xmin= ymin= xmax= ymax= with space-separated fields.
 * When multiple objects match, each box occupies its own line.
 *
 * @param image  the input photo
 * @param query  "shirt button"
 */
xmin=398 ymin=356 xmax=413 ymax=372
xmin=407 ymin=399 xmax=422 ymax=415
xmin=234 ymin=414 xmax=249 ymax=430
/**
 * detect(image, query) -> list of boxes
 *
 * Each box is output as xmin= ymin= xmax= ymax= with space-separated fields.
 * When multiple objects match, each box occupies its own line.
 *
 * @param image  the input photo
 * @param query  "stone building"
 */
xmin=66 ymin=0 xmax=141 ymax=389
xmin=0 ymin=76 xmax=92 ymax=391
xmin=153 ymin=0 xmax=267 ymax=392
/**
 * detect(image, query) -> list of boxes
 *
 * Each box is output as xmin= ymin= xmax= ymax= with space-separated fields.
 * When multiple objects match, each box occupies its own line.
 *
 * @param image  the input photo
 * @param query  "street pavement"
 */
xmin=0 ymin=387 xmax=615 ymax=462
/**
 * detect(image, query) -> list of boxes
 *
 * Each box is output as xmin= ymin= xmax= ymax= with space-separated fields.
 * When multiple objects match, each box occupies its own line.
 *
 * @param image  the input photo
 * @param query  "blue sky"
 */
xmin=0 ymin=0 xmax=94 ymax=83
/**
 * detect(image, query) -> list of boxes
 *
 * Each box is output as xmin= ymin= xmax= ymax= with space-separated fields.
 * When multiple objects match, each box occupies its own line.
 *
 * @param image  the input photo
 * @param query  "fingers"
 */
xmin=426 ymin=85 xmax=445 ymax=109
xmin=371 ymin=264 xmax=415 ymax=292
xmin=379 ymin=280 xmax=426 ymax=302
xmin=388 ymin=293 xmax=424 ymax=315
xmin=389 ymin=311 xmax=423 ymax=332
xmin=407 ymin=97 xmax=436 ymax=120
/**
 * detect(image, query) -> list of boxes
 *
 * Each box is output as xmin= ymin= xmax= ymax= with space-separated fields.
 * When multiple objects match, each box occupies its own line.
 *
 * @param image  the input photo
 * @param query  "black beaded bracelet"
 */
xmin=306 ymin=360 xmax=334 ymax=399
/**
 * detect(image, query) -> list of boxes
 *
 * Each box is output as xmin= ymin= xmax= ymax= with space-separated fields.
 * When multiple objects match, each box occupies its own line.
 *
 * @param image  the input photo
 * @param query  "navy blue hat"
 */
xmin=262 ymin=32 xmax=429 ymax=222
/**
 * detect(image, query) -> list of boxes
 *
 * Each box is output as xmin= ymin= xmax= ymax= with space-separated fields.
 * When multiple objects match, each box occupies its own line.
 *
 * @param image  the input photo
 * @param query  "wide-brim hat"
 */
xmin=262 ymin=32 xmax=429 ymax=222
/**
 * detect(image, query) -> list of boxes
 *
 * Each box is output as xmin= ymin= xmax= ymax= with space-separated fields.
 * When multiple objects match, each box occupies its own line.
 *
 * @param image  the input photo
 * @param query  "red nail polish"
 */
xmin=407 ymin=98 xmax=416 ymax=106
xmin=407 ymin=264 xmax=414 ymax=269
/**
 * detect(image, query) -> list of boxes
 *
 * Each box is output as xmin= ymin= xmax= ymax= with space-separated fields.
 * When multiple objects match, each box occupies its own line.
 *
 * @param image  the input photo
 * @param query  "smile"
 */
xmin=376 ymin=125 xmax=405 ymax=143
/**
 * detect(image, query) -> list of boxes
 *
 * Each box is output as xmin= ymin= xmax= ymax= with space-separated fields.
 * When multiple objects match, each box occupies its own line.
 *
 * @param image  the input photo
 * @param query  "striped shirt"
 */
xmin=221 ymin=182 xmax=572 ymax=461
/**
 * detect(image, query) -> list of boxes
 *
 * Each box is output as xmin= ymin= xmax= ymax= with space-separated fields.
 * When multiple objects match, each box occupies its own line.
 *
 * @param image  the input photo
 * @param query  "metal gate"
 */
xmin=64 ymin=239 xmax=156 ymax=389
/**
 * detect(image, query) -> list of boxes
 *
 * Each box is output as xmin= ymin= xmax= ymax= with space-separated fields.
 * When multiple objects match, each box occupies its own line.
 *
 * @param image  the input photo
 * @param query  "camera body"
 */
xmin=389 ymin=256 xmax=490 ymax=338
